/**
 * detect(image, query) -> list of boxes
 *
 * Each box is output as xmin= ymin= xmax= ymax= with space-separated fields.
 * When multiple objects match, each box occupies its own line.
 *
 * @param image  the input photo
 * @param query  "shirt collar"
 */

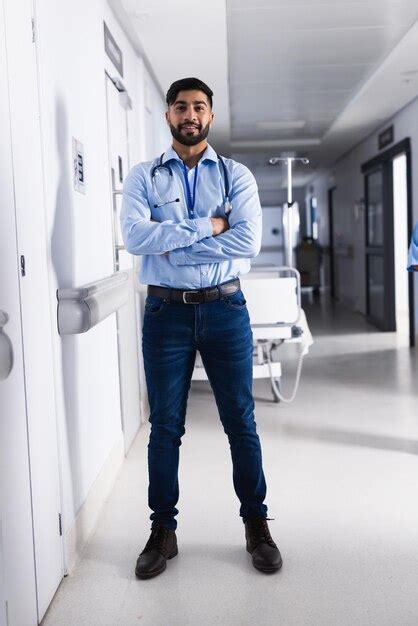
xmin=162 ymin=144 xmax=218 ymax=166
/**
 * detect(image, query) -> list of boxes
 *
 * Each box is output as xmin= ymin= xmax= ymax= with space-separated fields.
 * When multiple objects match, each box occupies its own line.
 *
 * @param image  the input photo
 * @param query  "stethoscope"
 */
xmin=150 ymin=153 xmax=232 ymax=214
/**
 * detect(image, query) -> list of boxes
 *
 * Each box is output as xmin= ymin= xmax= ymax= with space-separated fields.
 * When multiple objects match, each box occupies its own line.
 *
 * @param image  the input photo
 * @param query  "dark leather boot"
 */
xmin=135 ymin=525 xmax=178 ymax=579
xmin=245 ymin=517 xmax=282 ymax=573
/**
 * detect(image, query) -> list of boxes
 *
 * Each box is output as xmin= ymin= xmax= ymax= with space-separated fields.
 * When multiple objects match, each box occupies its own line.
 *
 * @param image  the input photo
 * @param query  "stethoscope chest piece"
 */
xmin=151 ymin=159 xmax=180 ymax=208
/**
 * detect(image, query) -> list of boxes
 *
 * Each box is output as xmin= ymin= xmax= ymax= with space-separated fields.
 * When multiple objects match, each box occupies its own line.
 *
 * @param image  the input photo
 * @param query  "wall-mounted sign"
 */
xmin=72 ymin=138 xmax=85 ymax=194
xmin=104 ymin=22 xmax=123 ymax=77
xmin=378 ymin=125 xmax=394 ymax=150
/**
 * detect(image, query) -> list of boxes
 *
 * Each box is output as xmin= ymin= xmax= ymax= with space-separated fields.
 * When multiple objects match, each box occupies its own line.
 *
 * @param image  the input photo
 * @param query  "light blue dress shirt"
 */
xmin=120 ymin=144 xmax=262 ymax=289
xmin=407 ymin=221 xmax=418 ymax=271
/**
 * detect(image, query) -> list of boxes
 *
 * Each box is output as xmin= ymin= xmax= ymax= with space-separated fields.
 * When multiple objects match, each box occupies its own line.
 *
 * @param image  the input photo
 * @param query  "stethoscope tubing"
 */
xmin=151 ymin=152 xmax=231 ymax=212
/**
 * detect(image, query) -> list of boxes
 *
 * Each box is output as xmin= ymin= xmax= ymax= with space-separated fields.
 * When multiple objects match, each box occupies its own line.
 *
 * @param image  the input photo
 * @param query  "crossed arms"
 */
xmin=120 ymin=163 xmax=262 ymax=266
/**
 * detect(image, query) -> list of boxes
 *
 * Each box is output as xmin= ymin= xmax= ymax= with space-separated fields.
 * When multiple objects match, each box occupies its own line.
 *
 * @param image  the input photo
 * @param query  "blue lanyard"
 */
xmin=182 ymin=162 xmax=198 ymax=216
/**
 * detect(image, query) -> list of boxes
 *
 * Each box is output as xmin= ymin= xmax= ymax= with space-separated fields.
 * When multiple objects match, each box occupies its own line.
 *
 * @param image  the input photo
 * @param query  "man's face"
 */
xmin=166 ymin=89 xmax=214 ymax=146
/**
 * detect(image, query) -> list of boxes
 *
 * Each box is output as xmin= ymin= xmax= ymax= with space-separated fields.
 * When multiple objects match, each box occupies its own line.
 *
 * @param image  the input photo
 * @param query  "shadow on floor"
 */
xmin=282 ymin=421 xmax=418 ymax=456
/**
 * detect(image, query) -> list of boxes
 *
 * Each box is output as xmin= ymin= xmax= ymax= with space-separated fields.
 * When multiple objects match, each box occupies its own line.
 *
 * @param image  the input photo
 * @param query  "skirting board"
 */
xmin=64 ymin=433 xmax=125 ymax=574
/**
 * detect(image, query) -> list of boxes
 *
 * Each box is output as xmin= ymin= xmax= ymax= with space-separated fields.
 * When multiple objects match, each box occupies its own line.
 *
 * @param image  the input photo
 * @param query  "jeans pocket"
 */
xmin=144 ymin=295 xmax=166 ymax=316
xmin=223 ymin=289 xmax=247 ymax=310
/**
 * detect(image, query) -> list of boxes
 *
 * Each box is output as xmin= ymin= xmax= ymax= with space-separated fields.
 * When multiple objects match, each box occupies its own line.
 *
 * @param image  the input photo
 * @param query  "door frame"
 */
xmin=364 ymin=162 xmax=395 ymax=331
xmin=104 ymin=71 xmax=145 ymax=452
xmin=361 ymin=138 xmax=415 ymax=346
xmin=328 ymin=186 xmax=337 ymax=300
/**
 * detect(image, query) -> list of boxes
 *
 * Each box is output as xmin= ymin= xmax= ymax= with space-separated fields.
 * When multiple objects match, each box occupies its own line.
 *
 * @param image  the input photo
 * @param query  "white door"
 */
xmin=1 ymin=0 xmax=63 ymax=621
xmin=0 ymin=4 xmax=38 ymax=624
xmin=105 ymin=74 xmax=144 ymax=452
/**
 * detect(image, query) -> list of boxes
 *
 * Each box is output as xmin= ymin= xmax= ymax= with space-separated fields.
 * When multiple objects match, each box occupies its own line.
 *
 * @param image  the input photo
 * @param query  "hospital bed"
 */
xmin=191 ymin=265 xmax=313 ymax=402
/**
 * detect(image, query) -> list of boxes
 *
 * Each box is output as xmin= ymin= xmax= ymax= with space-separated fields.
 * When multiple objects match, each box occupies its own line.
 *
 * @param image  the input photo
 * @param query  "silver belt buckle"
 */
xmin=183 ymin=290 xmax=199 ymax=304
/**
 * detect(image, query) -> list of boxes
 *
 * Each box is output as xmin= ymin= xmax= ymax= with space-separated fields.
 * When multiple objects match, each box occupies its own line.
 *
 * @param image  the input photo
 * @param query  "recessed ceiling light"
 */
xmin=256 ymin=120 xmax=306 ymax=130
xmin=231 ymin=138 xmax=321 ymax=149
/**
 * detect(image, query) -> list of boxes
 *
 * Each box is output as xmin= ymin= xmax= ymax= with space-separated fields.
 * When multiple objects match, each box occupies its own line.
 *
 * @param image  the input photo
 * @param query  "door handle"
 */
xmin=0 ymin=311 xmax=14 ymax=380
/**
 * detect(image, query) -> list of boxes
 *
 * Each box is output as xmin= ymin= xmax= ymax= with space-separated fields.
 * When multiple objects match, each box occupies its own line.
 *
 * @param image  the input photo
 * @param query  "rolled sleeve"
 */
xmin=120 ymin=167 xmax=214 ymax=255
xmin=195 ymin=216 xmax=213 ymax=240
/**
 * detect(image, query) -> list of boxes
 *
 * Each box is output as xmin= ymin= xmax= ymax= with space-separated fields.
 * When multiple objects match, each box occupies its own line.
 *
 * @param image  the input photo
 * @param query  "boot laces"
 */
xmin=141 ymin=526 xmax=172 ymax=556
xmin=247 ymin=517 xmax=277 ymax=549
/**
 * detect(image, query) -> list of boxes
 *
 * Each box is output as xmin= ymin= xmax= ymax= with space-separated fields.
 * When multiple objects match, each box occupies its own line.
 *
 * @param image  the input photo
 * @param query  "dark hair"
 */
xmin=166 ymin=77 xmax=213 ymax=109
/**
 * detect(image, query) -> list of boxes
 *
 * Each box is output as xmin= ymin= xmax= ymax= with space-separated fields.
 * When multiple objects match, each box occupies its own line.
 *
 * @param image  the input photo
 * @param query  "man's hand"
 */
xmin=158 ymin=217 xmax=229 ymax=255
xmin=211 ymin=217 xmax=229 ymax=236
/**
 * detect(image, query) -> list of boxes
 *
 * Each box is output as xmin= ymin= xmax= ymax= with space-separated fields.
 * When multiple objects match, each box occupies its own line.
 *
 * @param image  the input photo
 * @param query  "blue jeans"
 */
xmin=142 ymin=285 xmax=268 ymax=530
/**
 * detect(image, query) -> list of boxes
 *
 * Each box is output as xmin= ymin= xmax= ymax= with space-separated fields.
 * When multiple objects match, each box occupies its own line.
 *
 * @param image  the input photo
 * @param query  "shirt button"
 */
xmin=202 ymin=271 xmax=207 ymax=276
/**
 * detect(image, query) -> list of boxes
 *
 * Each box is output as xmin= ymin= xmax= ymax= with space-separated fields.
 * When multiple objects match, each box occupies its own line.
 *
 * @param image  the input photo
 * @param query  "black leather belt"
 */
xmin=147 ymin=279 xmax=240 ymax=304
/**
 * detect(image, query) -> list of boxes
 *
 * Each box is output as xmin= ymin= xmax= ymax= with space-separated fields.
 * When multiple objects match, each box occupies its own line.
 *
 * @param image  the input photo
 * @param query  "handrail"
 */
xmin=57 ymin=272 xmax=129 ymax=335
xmin=0 ymin=310 xmax=14 ymax=380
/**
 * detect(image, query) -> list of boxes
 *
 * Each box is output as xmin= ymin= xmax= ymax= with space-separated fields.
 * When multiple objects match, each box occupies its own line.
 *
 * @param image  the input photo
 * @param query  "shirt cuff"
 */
xmin=169 ymin=248 xmax=189 ymax=266
xmin=193 ymin=217 xmax=213 ymax=240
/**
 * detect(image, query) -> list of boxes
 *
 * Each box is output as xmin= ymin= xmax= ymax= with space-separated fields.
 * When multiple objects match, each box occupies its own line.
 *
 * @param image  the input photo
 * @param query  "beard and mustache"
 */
xmin=169 ymin=121 xmax=211 ymax=146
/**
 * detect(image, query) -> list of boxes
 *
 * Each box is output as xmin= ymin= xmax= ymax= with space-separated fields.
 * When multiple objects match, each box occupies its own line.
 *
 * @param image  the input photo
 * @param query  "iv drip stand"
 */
xmin=269 ymin=157 xmax=309 ymax=268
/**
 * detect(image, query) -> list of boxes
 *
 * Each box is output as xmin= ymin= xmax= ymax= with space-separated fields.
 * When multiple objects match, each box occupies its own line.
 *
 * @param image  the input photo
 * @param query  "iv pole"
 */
xmin=263 ymin=156 xmax=311 ymax=404
xmin=268 ymin=157 xmax=309 ymax=268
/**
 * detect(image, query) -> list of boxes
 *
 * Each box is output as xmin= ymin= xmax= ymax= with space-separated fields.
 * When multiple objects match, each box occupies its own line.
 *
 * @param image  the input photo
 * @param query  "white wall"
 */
xmin=143 ymin=70 xmax=171 ymax=160
xmin=34 ymin=0 xmax=168 ymax=568
xmin=310 ymin=95 xmax=418 ymax=320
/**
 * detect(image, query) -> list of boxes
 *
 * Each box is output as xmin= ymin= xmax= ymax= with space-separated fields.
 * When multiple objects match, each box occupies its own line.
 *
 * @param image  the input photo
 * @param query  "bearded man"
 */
xmin=120 ymin=77 xmax=282 ymax=579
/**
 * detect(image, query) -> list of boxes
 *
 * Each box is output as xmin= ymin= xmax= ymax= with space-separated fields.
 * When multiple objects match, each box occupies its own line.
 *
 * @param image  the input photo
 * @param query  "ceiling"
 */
xmin=109 ymin=0 xmax=231 ymax=154
xmin=227 ymin=0 xmax=418 ymax=189
xmin=109 ymin=0 xmax=418 ymax=192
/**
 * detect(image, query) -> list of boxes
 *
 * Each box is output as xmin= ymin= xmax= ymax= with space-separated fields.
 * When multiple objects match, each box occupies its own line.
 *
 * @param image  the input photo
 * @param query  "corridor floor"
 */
xmin=42 ymin=299 xmax=418 ymax=626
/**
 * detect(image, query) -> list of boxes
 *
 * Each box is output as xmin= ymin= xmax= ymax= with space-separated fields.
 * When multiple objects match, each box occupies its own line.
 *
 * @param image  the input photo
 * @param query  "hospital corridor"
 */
xmin=1 ymin=1 xmax=418 ymax=626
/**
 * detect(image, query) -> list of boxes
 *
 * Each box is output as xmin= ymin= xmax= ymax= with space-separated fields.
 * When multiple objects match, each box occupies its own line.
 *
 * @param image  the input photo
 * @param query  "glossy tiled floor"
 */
xmin=42 ymin=299 xmax=418 ymax=625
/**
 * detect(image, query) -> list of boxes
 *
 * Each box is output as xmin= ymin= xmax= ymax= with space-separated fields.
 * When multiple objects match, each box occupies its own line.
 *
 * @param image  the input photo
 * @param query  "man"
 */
xmin=120 ymin=77 xmax=282 ymax=579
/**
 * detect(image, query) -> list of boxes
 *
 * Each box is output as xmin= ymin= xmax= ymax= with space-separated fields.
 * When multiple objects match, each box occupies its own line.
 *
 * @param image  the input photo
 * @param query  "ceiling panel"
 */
xmin=227 ymin=3 xmax=418 ymax=31
xmin=227 ymin=0 xmax=418 ymax=8
xmin=230 ymin=82 xmax=350 ymax=109
xmin=231 ymin=63 xmax=375 ymax=91
xmin=231 ymin=122 xmax=332 ymax=141
xmin=231 ymin=98 xmax=346 ymax=127
xmin=229 ymin=26 xmax=409 ymax=69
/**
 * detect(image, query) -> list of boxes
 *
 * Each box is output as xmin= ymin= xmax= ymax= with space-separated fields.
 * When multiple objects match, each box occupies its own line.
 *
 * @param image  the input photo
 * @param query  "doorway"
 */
xmin=361 ymin=138 xmax=414 ymax=345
